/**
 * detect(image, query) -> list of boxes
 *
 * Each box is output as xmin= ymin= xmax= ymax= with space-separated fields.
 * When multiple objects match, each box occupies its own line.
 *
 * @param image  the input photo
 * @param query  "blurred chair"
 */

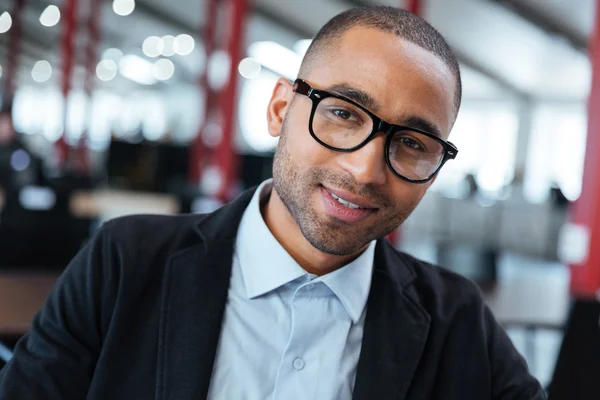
xmin=0 ymin=185 xmax=93 ymax=269
xmin=0 ymin=334 xmax=19 ymax=371
xmin=547 ymin=299 xmax=600 ymax=400
xmin=106 ymin=139 xmax=190 ymax=194
xmin=436 ymin=242 xmax=498 ymax=289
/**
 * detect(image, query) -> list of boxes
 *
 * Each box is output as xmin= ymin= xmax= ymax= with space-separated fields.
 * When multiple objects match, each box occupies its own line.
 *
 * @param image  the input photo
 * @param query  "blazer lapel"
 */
xmin=353 ymin=240 xmax=431 ymax=400
xmin=155 ymin=188 xmax=256 ymax=400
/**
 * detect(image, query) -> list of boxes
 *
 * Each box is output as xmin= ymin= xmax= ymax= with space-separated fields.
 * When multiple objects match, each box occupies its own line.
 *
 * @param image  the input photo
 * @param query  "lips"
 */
xmin=319 ymin=185 xmax=377 ymax=224
xmin=329 ymin=191 xmax=364 ymax=209
xmin=321 ymin=185 xmax=378 ymax=210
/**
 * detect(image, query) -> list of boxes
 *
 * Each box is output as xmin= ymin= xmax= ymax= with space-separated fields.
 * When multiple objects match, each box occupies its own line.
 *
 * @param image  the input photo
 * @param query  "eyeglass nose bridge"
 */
xmin=375 ymin=120 xmax=395 ymax=137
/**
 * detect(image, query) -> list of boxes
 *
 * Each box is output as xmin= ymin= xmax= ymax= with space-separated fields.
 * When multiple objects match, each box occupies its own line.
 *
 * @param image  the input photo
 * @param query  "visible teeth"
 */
xmin=330 ymin=192 xmax=362 ymax=209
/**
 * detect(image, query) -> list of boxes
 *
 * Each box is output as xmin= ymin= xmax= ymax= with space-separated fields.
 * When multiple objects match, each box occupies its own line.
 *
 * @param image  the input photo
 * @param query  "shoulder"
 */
xmin=95 ymin=214 xmax=207 ymax=274
xmin=100 ymin=213 xmax=205 ymax=247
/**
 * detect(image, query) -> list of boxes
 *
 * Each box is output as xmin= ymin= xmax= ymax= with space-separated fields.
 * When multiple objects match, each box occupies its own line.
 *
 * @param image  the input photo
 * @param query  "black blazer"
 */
xmin=0 ymin=187 xmax=546 ymax=400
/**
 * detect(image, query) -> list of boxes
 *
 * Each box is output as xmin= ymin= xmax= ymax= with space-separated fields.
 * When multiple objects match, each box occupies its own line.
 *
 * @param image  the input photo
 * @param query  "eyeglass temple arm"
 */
xmin=293 ymin=79 xmax=312 ymax=95
xmin=446 ymin=141 xmax=458 ymax=157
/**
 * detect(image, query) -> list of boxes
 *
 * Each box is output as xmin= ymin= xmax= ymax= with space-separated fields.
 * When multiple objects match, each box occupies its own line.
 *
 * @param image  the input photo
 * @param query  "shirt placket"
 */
xmin=272 ymin=280 xmax=323 ymax=400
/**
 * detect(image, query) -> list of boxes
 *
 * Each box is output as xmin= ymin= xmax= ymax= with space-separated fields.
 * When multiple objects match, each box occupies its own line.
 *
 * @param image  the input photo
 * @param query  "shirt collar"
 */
xmin=236 ymin=179 xmax=376 ymax=323
xmin=318 ymin=241 xmax=375 ymax=323
xmin=236 ymin=180 xmax=306 ymax=299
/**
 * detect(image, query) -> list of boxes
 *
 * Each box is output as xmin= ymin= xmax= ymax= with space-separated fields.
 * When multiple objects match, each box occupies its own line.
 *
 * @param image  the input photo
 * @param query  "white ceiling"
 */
xmin=424 ymin=0 xmax=591 ymax=100
xmin=513 ymin=0 xmax=595 ymax=41
xmin=0 ymin=0 xmax=594 ymax=102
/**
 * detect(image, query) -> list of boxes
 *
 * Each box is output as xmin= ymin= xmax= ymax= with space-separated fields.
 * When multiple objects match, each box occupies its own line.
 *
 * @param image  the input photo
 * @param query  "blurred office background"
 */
xmin=0 ymin=0 xmax=599 ymax=397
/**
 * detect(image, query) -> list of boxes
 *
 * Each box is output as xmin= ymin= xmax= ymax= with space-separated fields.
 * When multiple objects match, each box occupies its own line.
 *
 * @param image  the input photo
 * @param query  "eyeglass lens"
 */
xmin=312 ymin=96 xmax=444 ymax=181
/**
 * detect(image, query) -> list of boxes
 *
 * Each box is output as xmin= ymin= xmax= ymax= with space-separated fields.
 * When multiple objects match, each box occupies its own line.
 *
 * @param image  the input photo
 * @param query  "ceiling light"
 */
xmin=174 ymin=34 xmax=195 ymax=56
xmin=11 ymin=149 xmax=31 ymax=172
xmin=32 ymin=60 xmax=52 ymax=83
xmin=238 ymin=57 xmax=261 ymax=79
xmin=102 ymin=48 xmax=123 ymax=63
xmin=40 ymin=5 xmax=61 ymax=27
xmin=161 ymin=35 xmax=176 ymax=56
xmin=247 ymin=41 xmax=301 ymax=80
xmin=153 ymin=59 xmax=175 ymax=81
xmin=118 ymin=54 xmax=156 ymax=85
xmin=0 ymin=12 xmax=12 ymax=34
xmin=96 ymin=60 xmax=118 ymax=81
xmin=143 ymin=36 xmax=163 ymax=58
xmin=113 ymin=0 xmax=135 ymax=17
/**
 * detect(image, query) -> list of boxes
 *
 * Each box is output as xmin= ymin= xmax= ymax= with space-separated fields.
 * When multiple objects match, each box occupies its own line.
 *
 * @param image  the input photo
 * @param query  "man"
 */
xmin=0 ymin=6 xmax=546 ymax=400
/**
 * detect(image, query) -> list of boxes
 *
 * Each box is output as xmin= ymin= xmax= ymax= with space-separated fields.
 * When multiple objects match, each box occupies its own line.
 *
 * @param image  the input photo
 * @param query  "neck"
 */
xmin=262 ymin=187 xmax=366 ymax=276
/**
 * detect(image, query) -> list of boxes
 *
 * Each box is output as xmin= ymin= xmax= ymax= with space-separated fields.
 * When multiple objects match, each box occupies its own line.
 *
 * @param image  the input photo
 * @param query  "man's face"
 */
xmin=268 ymin=27 xmax=457 ymax=256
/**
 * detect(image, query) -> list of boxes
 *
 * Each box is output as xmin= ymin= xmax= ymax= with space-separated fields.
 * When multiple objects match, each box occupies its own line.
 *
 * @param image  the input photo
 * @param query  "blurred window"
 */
xmin=524 ymin=104 xmax=587 ymax=203
xmin=431 ymin=102 xmax=519 ymax=197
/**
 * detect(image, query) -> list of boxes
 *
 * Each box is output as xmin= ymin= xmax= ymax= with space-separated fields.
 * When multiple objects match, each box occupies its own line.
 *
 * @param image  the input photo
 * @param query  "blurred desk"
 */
xmin=70 ymin=190 xmax=179 ymax=218
xmin=0 ymin=189 xmax=179 ymax=336
xmin=0 ymin=188 xmax=179 ymax=218
xmin=484 ymin=276 xmax=570 ymax=372
xmin=0 ymin=272 xmax=60 ymax=336
xmin=485 ymin=277 xmax=570 ymax=329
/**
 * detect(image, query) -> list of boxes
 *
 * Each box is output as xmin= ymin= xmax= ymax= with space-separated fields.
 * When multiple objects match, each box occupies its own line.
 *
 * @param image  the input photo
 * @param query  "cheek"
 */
xmin=389 ymin=181 xmax=429 ymax=209
xmin=285 ymin=115 xmax=336 ymax=167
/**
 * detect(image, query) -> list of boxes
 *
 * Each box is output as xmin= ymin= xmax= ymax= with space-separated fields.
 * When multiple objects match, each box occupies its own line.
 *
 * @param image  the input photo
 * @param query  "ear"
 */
xmin=267 ymin=78 xmax=294 ymax=138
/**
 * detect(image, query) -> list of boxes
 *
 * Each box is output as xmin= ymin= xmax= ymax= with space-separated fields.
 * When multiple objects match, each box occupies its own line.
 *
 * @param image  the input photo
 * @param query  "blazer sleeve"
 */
xmin=485 ymin=305 xmax=548 ymax=400
xmin=0 ymin=223 xmax=117 ymax=400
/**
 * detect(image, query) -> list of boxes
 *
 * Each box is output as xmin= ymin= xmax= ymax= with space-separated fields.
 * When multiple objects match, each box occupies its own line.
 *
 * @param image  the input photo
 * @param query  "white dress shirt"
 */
xmin=207 ymin=180 xmax=376 ymax=400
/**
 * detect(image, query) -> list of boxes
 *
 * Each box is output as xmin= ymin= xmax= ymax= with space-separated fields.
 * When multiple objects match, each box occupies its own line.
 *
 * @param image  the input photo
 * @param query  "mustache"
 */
xmin=309 ymin=167 xmax=391 ymax=208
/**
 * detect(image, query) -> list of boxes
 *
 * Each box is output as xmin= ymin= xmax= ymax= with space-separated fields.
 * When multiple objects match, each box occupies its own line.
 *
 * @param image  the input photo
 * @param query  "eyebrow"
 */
xmin=325 ymin=83 xmax=382 ymax=112
xmin=402 ymin=116 xmax=443 ymax=139
xmin=323 ymin=83 xmax=443 ymax=139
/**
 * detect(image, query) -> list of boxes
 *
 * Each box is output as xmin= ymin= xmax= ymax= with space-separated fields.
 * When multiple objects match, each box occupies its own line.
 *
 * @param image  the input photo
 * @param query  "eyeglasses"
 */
xmin=292 ymin=79 xmax=458 ymax=184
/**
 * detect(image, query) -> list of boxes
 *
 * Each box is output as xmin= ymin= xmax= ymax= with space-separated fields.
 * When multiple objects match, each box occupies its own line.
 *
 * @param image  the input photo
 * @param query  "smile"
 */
xmin=319 ymin=185 xmax=376 ymax=224
xmin=329 ymin=192 xmax=364 ymax=209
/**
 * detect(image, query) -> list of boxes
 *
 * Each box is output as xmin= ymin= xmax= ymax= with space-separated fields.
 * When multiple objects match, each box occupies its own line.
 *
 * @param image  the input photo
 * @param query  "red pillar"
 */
xmin=2 ymin=0 xmax=25 ymax=106
xmin=75 ymin=0 xmax=103 ymax=176
xmin=189 ymin=0 xmax=219 ymax=184
xmin=215 ymin=0 xmax=247 ymax=201
xmin=406 ymin=0 xmax=423 ymax=15
xmin=568 ymin=0 xmax=600 ymax=298
xmin=56 ymin=0 xmax=78 ymax=170
xmin=191 ymin=0 xmax=248 ymax=202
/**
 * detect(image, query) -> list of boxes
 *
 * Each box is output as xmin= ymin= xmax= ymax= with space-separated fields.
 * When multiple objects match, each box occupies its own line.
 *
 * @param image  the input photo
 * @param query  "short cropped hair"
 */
xmin=299 ymin=6 xmax=462 ymax=115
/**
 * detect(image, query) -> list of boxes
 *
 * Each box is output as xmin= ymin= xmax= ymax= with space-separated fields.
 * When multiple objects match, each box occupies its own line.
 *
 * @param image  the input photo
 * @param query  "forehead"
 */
xmin=305 ymin=27 xmax=457 ymax=136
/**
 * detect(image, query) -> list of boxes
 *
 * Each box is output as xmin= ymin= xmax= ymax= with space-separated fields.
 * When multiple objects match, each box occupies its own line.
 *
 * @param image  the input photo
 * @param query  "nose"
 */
xmin=336 ymin=134 xmax=388 ymax=186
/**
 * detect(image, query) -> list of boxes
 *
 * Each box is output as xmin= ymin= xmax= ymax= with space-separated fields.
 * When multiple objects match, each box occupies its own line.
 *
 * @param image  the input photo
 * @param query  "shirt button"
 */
xmin=305 ymin=283 xmax=315 ymax=291
xmin=293 ymin=357 xmax=305 ymax=370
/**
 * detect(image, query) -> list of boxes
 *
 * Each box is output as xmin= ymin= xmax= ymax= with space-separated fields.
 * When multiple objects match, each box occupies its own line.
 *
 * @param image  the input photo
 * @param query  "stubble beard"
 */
xmin=271 ymin=118 xmax=418 ymax=256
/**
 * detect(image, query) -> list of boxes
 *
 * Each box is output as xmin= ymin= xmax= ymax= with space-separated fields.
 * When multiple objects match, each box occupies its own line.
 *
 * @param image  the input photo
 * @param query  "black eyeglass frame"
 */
xmin=293 ymin=79 xmax=458 ymax=184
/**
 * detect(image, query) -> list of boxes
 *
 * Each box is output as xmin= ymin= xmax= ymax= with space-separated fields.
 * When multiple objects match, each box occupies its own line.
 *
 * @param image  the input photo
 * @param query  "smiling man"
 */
xmin=0 ymin=6 xmax=546 ymax=400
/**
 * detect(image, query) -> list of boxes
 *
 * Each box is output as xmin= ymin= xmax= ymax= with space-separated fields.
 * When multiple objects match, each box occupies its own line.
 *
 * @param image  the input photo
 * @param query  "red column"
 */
xmin=568 ymin=0 xmax=600 ymax=298
xmin=406 ymin=0 xmax=423 ymax=15
xmin=189 ymin=0 xmax=219 ymax=184
xmin=2 ymin=0 xmax=25 ymax=106
xmin=56 ymin=0 xmax=78 ymax=170
xmin=215 ymin=0 xmax=247 ymax=201
xmin=75 ymin=0 xmax=102 ymax=176
xmin=191 ymin=0 xmax=248 ymax=202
